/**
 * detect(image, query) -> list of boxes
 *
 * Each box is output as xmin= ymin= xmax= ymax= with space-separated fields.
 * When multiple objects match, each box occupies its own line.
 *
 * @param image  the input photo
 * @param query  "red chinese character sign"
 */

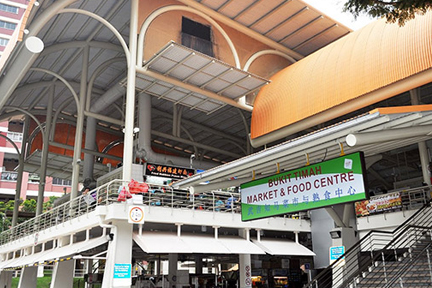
xmin=145 ymin=163 xmax=195 ymax=179
xmin=240 ymin=152 xmax=368 ymax=221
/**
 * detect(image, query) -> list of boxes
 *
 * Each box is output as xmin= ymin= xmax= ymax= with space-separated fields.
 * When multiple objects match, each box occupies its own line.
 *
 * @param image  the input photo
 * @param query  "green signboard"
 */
xmin=240 ymin=152 xmax=368 ymax=221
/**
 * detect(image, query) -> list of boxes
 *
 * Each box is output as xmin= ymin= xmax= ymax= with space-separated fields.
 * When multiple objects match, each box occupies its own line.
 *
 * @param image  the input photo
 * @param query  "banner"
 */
xmin=355 ymin=192 xmax=402 ymax=216
xmin=240 ymin=152 xmax=368 ymax=221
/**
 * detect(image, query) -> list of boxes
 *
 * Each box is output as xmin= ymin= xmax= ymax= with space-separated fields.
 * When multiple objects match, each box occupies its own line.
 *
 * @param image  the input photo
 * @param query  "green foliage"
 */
xmin=11 ymin=276 xmax=91 ymax=287
xmin=0 ymin=196 xmax=58 ymax=232
xmin=343 ymin=0 xmax=432 ymax=26
xmin=21 ymin=198 xmax=36 ymax=212
xmin=43 ymin=196 xmax=58 ymax=212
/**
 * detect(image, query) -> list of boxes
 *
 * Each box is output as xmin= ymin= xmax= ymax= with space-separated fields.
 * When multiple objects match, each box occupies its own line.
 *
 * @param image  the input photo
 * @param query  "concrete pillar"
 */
xmin=419 ymin=141 xmax=431 ymax=185
xmin=12 ymin=115 xmax=30 ymax=226
xmin=18 ymin=266 xmax=37 ymax=288
xmin=70 ymin=45 xmax=89 ymax=200
xmin=37 ymin=265 xmax=44 ymax=278
xmin=168 ymin=253 xmax=178 ymax=288
xmin=239 ymin=254 xmax=252 ymax=288
xmin=410 ymin=88 xmax=431 ymax=185
xmin=101 ymin=220 xmax=133 ymax=288
xmin=85 ymin=259 xmax=93 ymax=288
xmin=194 ymin=255 xmax=203 ymax=274
xmin=50 ymin=260 xmax=74 ymax=288
xmin=36 ymin=85 xmax=54 ymax=215
xmin=0 ymin=270 xmax=13 ymax=288
xmin=83 ymin=116 xmax=96 ymax=180
xmin=122 ymin=0 xmax=139 ymax=181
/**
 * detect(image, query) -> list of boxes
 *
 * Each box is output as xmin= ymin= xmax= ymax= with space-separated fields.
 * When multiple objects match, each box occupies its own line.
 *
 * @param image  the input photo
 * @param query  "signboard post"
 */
xmin=240 ymin=152 xmax=368 ymax=221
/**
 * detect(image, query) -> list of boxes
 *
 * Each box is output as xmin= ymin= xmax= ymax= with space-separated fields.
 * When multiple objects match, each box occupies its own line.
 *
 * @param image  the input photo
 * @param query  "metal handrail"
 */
xmin=306 ymin=199 xmax=432 ymax=288
xmin=382 ymin=239 xmax=432 ymax=287
xmin=0 ymin=180 xmax=244 ymax=246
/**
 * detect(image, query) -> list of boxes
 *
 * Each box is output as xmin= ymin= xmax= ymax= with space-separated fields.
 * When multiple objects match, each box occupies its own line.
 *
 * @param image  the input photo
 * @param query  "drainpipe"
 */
xmin=83 ymin=84 xmax=125 ymax=178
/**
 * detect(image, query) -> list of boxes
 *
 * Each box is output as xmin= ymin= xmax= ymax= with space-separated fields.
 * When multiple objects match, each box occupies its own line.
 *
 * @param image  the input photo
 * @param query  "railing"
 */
xmin=306 ymin=199 xmax=432 ymax=288
xmin=0 ymin=179 xmax=244 ymax=246
xmin=355 ymin=185 xmax=431 ymax=218
xmin=371 ymin=239 xmax=432 ymax=287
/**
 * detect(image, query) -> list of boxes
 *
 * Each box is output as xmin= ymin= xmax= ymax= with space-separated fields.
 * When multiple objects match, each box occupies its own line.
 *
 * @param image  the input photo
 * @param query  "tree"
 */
xmin=43 ymin=196 xmax=58 ymax=212
xmin=343 ymin=0 xmax=432 ymax=25
xmin=21 ymin=199 xmax=36 ymax=212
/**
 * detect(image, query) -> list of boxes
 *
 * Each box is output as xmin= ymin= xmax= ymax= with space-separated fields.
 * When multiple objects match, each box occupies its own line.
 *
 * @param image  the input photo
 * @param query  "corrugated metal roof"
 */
xmin=174 ymin=106 xmax=432 ymax=188
xmin=251 ymin=10 xmax=432 ymax=141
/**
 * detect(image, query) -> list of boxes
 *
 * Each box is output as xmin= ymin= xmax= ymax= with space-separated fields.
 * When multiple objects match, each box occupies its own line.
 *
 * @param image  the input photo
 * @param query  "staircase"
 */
xmin=306 ymin=201 xmax=432 ymax=288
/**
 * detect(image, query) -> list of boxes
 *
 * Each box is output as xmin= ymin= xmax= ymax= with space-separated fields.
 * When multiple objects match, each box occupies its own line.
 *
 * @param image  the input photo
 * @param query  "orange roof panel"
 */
xmin=251 ymin=11 xmax=432 ymax=141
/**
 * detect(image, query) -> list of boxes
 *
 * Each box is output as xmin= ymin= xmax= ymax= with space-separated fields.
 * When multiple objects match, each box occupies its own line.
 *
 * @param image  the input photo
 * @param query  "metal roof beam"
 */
xmin=137 ymin=67 xmax=253 ymax=112
xmin=346 ymin=125 xmax=432 ymax=147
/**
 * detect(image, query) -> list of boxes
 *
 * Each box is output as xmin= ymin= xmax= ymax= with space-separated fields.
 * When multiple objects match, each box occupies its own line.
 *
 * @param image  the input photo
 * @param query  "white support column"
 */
xmin=168 ymin=253 xmax=178 ymax=288
xmin=101 ymin=220 xmax=133 ymax=288
xmin=239 ymin=254 xmax=252 ymax=288
xmin=12 ymin=115 xmax=30 ymax=226
xmin=0 ymin=270 xmax=13 ymax=288
xmin=122 ymin=0 xmax=138 ymax=181
xmin=18 ymin=266 xmax=37 ymax=288
xmin=37 ymin=84 xmax=54 ymax=215
xmin=410 ymin=88 xmax=431 ymax=186
xmin=71 ymin=45 xmax=89 ymax=199
xmin=239 ymin=229 xmax=252 ymax=288
xmin=83 ymin=116 xmax=96 ymax=179
xmin=85 ymin=259 xmax=93 ymax=288
xmin=419 ymin=141 xmax=431 ymax=185
xmin=50 ymin=260 xmax=74 ymax=288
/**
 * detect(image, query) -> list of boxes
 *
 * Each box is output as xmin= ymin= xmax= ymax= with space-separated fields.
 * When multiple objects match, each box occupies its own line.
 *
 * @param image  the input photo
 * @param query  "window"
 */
xmin=0 ymin=38 xmax=8 ymax=46
xmin=6 ymin=131 xmax=22 ymax=142
xmin=52 ymin=177 xmax=72 ymax=186
xmin=0 ymin=4 xmax=19 ymax=14
xmin=0 ymin=20 xmax=16 ymax=30
xmin=181 ymin=17 xmax=214 ymax=57
xmin=28 ymin=173 xmax=40 ymax=183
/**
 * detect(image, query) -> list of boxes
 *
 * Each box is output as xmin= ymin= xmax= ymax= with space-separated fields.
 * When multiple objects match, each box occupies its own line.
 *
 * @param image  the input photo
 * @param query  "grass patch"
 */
xmin=11 ymin=277 xmax=90 ymax=288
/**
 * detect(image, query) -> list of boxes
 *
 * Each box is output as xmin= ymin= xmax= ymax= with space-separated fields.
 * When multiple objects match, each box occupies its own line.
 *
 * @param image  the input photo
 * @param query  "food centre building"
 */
xmin=0 ymin=0 xmax=431 ymax=287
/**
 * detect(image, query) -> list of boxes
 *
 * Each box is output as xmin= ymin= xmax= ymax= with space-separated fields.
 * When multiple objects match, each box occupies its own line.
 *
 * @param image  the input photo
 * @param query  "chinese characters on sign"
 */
xmin=240 ymin=152 xmax=368 ymax=221
xmin=145 ymin=163 xmax=194 ymax=180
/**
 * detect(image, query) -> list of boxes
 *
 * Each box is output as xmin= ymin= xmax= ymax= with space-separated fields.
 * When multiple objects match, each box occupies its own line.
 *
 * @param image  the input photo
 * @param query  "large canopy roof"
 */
xmin=174 ymin=106 xmax=432 ymax=189
xmin=250 ymin=11 xmax=432 ymax=146
xmin=0 ymin=0 xmax=352 ymax=171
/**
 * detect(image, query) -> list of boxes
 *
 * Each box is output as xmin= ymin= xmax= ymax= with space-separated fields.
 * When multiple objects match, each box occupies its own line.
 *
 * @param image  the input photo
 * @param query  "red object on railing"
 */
xmin=128 ymin=179 xmax=149 ymax=194
xmin=117 ymin=186 xmax=132 ymax=202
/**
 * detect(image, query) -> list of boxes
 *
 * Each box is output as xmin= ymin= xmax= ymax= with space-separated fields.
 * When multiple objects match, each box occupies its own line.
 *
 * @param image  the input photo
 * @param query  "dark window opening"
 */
xmin=181 ymin=17 xmax=214 ymax=57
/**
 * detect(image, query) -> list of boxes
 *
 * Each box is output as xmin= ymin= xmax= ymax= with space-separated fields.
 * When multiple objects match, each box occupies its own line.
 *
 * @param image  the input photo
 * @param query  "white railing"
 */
xmin=0 ymin=179 xmax=244 ymax=246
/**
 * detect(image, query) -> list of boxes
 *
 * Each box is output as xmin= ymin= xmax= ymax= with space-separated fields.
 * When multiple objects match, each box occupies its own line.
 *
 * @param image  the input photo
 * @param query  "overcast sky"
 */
xmin=303 ymin=0 xmax=376 ymax=30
